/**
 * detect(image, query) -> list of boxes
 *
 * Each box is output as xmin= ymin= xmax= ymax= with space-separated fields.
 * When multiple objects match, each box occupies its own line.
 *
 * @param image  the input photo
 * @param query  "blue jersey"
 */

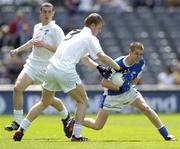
xmin=106 ymin=56 xmax=145 ymax=95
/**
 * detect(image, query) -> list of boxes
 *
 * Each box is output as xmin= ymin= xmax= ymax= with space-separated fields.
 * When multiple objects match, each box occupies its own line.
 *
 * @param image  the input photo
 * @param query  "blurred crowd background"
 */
xmin=0 ymin=0 xmax=180 ymax=86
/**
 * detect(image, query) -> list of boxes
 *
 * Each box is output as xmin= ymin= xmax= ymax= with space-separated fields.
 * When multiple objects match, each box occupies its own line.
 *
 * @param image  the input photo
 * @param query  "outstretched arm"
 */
xmin=97 ymin=52 xmax=120 ymax=71
xmin=10 ymin=39 xmax=33 ymax=57
xmin=81 ymin=55 xmax=98 ymax=69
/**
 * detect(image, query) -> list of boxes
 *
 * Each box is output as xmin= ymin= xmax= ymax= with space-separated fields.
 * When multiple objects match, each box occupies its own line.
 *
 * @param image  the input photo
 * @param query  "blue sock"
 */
xmin=158 ymin=126 xmax=169 ymax=140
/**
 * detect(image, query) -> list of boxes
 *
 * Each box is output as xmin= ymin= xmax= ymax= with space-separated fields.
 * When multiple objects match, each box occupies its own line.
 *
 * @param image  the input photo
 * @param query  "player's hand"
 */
xmin=97 ymin=65 xmax=112 ymax=79
xmin=33 ymin=39 xmax=45 ymax=48
xmin=119 ymin=79 xmax=130 ymax=93
xmin=119 ymin=73 xmax=133 ymax=93
xmin=9 ymin=49 xmax=18 ymax=57
xmin=122 ymin=73 xmax=134 ymax=82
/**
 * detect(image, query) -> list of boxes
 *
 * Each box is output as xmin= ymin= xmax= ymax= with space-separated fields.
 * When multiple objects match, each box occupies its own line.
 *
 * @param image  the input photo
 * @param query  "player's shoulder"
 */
xmin=34 ymin=23 xmax=41 ymax=28
xmin=114 ymin=56 xmax=125 ymax=62
xmin=139 ymin=57 xmax=145 ymax=65
xmin=51 ymin=23 xmax=63 ymax=31
xmin=88 ymin=34 xmax=100 ymax=44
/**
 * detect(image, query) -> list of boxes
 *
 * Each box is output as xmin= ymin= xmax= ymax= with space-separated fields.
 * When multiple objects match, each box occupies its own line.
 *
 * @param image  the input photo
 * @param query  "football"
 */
xmin=111 ymin=72 xmax=124 ymax=87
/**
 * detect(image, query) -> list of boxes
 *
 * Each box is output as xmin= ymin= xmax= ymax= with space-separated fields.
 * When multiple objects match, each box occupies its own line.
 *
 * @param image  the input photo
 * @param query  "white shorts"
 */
xmin=101 ymin=88 xmax=143 ymax=112
xmin=42 ymin=64 xmax=81 ymax=93
xmin=23 ymin=60 xmax=47 ymax=84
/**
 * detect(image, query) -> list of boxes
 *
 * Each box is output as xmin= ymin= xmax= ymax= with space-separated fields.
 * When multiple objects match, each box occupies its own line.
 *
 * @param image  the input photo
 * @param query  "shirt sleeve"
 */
xmin=32 ymin=24 xmax=38 ymax=38
xmin=137 ymin=62 xmax=145 ymax=78
xmin=53 ymin=26 xmax=65 ymax=47
xmin=88 ymin=36 xmax=103 ymax=60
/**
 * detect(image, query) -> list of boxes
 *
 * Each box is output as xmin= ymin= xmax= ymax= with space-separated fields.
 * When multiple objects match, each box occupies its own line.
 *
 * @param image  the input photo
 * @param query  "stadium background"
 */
xmin=0 ymin=0 xmax=180 ymax=114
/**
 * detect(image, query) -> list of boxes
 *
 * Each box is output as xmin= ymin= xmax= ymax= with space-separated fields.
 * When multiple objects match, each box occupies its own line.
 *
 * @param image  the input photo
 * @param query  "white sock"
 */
xmin=72 ymin=124 xmax=82 ymax=138
xmin=59 ymin=107 xmax=68 ymax=120
xmin=14 ymin=110 xmax=23 ymax=125
xmin=19 ymin=118 xmax=31 ymax=132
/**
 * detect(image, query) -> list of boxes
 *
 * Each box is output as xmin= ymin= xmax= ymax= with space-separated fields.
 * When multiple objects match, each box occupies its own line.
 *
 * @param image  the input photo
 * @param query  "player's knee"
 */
xmin=77 ymin=97 xmax=88 ymax=105
xmin=13 ymin=84 xmax=23 ymax=93
xmin=41 ymin=98 xmax=52 ymax=107
xmin=94 ymin=124 xmax=103 ymax=130
xmin=141 ymin=105 xmax=152 ymax=115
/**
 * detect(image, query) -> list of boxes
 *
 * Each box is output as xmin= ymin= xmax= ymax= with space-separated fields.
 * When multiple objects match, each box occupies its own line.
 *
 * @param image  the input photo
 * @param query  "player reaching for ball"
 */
xmin=66 ymin=42 xmax=176 ymax=141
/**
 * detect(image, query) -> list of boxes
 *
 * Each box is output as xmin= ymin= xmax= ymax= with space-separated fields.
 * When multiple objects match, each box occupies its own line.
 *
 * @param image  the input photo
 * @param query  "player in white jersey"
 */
xmin=13 ymin=13 xmax=121 ymax=142
xmin=66 ymin=42 xmax=176 ymax=141
xmin=5 ymin=3 xmax=70 ymax=133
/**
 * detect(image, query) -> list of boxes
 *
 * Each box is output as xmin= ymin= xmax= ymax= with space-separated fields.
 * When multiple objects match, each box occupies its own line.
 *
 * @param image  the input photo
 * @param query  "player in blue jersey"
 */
xmin=66 ymin=42 xmax=176 ymax=141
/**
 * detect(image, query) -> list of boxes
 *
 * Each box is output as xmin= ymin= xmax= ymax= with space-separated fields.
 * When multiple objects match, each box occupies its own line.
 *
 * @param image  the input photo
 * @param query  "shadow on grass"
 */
xmin=24 ymin=138 xmax=142 ymax=143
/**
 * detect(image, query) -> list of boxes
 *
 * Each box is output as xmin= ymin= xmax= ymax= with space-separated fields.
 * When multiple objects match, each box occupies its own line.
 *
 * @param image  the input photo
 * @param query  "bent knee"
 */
xmin=41 ymin=98 xmax=53 ymax=107
xmin=14 ymin=84 xmax=24 ymax=93
xmin=94 ymin=125 xmax=103 ymax=130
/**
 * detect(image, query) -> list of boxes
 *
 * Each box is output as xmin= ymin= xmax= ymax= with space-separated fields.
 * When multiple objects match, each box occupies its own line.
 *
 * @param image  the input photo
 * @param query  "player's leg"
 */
xmin=13 ymin=88 xmax=54 ymax=141
xmin=131 ymin=98 xmax=176 ymax=141
xmin=67 ymin=84 xmax=89 ymax=141
xmin=83 ymin=109 xmax=110 ymax=130
xmin=5 ymin=71 xmax=33 ymax=131
xmin=51 ymin=97 xmax=70 ymax=132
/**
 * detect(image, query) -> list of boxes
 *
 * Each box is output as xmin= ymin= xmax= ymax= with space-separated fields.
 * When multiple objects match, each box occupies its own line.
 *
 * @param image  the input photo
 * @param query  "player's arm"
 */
xmin=96 ymin=52 xmax=121 ymax=71
xmin=101 ymin=79 xmax=119 ymax=91
xmin=101 ymin=75 xmax=139 ymax=91
xmin=81 ymin=55 xmax=113 ymax=79
xmin=32 ymin=39 xmax=57 ymax=53
xmin=132 ymin=77 xmax=140 ymax=85
xmin=81 ymin=55 xmax=98 ymax=69
xmin=10 ymin=39 xmax=34 ymax=57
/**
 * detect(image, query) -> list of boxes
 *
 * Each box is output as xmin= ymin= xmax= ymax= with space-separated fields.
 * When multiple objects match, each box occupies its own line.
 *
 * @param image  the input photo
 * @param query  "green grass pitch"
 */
xmin=0 ymin=114 xmax=179 ymax=149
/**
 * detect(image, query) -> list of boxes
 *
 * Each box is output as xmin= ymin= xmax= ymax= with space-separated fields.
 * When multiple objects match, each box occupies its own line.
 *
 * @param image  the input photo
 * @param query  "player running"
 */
xmin=5 ymin=2 xmax=70 ymax=133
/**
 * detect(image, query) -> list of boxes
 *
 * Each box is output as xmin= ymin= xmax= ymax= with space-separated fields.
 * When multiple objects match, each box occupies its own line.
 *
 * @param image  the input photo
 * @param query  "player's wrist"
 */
xmin=96 ymin=64 xmax=101 ymax=69
xmin=15 ymin=49 xmax=19 ymax=53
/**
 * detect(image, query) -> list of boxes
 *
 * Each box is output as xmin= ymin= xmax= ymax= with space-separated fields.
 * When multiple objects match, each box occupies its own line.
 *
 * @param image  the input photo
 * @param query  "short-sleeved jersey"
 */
xmin=28 ymin=21 xmax=64 ymax=67
xmin=106 ymin=56 xmax=145 ymax=95
xmin=50 ymin=27 xmax=103 ymax=73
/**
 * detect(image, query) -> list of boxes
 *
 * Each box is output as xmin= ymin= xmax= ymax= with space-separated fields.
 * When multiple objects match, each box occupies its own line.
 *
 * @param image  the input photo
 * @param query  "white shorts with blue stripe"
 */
xmin=101 ymin=88 xmax=142 ymax=112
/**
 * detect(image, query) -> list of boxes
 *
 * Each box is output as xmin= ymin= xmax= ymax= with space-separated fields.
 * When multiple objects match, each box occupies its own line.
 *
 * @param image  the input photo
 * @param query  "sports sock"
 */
xmin=19 ymin=118 xmax=31 ymax=132
xmin=72 ymin=124 xmax=82 ymax=138
xmin=158 ymin=125 xmax=169 ymax=139
xmin=14 ymin=110 xmax=23 ymax=125
xmin=59 ymin=107 xmax=68 ymax=120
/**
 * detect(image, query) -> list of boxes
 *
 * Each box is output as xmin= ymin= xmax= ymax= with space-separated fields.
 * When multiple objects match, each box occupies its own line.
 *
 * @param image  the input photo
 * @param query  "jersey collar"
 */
xmin=41 ymin=20 xmax=55 ymax=28
xmin=122 ymin=56 xmax=133 ymax=67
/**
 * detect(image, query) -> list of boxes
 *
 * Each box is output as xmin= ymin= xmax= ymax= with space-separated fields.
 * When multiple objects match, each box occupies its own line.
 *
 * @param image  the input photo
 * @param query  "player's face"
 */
xmin=130 ymin=49 xmax=143 ymax=63
xmin=91 ymin=23 xmax=102 ymax=36
xmin=40 ymin=6 xmax=54 ymax=25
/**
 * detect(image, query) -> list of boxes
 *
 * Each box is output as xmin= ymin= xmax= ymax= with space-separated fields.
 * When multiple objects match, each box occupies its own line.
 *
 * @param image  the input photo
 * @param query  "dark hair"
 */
xmin=130 ymin=42 xmax=144 ymax=52
xmin=84 ymin=13 xmax=104 ymax=27
xmin=40 ymin=2 xmax=54 ymax=11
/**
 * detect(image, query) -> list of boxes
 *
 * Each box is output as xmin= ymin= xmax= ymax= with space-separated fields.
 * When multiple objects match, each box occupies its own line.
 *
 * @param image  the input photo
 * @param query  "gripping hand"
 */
xmin=119 ymin=73 xmax=133 ymax=93
xmin=122 ymin=73 xmax=134 ymax=82
xmin=97 ymin=65 xmax=112 ymax=79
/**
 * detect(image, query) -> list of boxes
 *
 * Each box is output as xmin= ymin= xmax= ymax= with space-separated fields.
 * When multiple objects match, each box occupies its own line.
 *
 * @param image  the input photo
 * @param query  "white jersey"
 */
xmin=27 ymin=21 xmax=64 ymax=68
xmin=50 ymin=27 xmax=103 ymax=73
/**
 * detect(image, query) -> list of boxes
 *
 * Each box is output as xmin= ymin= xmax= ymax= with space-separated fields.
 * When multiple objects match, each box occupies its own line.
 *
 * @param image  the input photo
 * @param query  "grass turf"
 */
xmin=0 ymin=114 xmax=179 ymax=149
